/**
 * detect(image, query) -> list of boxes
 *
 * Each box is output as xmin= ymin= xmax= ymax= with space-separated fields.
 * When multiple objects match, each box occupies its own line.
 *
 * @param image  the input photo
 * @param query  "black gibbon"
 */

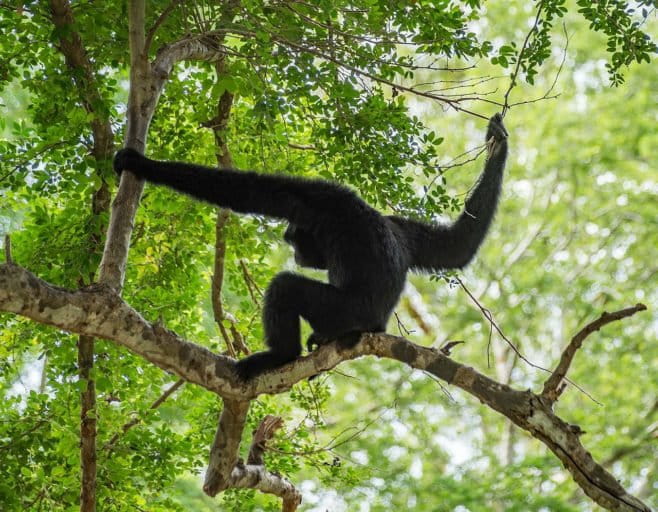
xmin=113 ymin=113 xmax=508 ymax=380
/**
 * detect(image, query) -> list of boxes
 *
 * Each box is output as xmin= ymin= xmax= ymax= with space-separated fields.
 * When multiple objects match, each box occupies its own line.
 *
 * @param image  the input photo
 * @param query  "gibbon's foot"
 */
xmin=306 ymin=331 xmax=366 ymax=381
xmin=234 ymin=350 xmax=299 ymax=381
xmin=306 ymin=333 xmax=325 ymax=352
xmin=486 ymin=113 xmax=508 ymax=143
xmin=113 ymin=147 xmax=144 ymax=175
xmin=306 ymin=330 xmax=364 ymax=352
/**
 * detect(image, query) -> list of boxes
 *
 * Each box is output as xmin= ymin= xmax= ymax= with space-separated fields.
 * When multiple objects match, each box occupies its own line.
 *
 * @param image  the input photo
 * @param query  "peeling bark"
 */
xmin=204 ymin=402 xmax=300 ymax=510
xmin=248 ymin=415 xmax=284 ymax=465
xmin=223 ymin=463 xmax=302 ymax=511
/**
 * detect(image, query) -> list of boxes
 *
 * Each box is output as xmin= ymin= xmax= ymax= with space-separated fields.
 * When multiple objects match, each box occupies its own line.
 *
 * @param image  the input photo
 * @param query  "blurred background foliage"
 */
xmin=0 ymin=0 xmax=656 ymax=510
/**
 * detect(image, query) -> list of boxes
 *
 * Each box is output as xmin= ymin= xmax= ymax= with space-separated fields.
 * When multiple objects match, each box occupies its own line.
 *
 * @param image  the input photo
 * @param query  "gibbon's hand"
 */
xmin=485 ymin=113 xmax=508 ymax=155
xmin=113 ymin=148 xmax=145 ymax=176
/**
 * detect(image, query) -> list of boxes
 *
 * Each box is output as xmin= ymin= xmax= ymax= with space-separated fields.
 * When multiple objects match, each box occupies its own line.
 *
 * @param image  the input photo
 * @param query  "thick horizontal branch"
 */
xmin=0 ymin=263 xmax=650 ymax=511
xmin=0 ymin=263 xmax=239 ymax=396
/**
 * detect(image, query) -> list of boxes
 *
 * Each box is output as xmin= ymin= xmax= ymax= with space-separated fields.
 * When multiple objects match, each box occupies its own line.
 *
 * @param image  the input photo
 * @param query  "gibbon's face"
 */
xmin=284 ymin=224 xmax=327 ymax=270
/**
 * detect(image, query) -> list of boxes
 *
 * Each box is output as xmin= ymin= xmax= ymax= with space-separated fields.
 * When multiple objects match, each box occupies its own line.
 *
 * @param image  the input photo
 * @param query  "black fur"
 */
xmin=113 ymin=114 xmax=508 ymax=380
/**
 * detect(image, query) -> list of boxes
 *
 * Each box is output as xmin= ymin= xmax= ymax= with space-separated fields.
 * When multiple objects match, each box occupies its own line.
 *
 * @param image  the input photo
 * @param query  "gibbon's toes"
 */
xmin=234 ymin=350 xmax=299 ymax=381
xmin=113 ymin=147 xmax=142 ymax=175
xmin=306 ymin=332 xmax=329 ymax=352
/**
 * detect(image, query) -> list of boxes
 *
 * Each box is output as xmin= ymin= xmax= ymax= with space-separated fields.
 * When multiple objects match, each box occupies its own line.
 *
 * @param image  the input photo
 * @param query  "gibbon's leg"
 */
xmin=235 ymin=272 xmax=367 ymax=380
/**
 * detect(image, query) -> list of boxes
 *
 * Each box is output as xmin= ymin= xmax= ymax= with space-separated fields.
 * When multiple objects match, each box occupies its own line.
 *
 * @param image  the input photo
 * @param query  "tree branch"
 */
xmin=49 ymin=0 xmax=115 ymax=160
xmin=3 ymin=235 xmax=11 ymax=264
xmin=542 ymin=304 xmax=647 ymax=402
xmin=207 ymin=59 xmax=250 ymax=357
xmin=151 ymin=36 xmax=227 ymax=83
xmin=501 ymin=1 xmax=545 ymax=115
xmin=97 ymin=0 xmax=148 ymax=291
xmin=223 ymin=462 xmax=302 ymax=510
xmin=0 ymin=264 xmax=240 ymax=396
xmin=202 ymin=402 xmax=301 ymax=507
xmin=0 ymin=263 xmax=651 ymax=511
xmin=104 ymin=378 xmax=185 ymax=452
xmin=248 ymin=415 xmax=284 ymax=465
xmin=203 ymin=398 xmax=250 ymax=495
xmin=144 ymin=0 xmax=181 ymax=55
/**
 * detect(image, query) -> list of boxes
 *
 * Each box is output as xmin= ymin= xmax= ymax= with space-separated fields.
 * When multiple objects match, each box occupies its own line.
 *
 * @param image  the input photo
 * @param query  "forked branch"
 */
xmin=203 ymin=401 xmax=300 ymax=509
xmin=542 ymin=304 xmax=647 ymax=402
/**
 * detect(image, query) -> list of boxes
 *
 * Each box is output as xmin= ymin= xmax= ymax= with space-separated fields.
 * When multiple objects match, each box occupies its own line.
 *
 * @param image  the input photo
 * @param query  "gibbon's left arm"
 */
xmin=393 ymin=113 xmax=508 ymax=271
xmin=113 ymin=148 xmax=359 ymax=230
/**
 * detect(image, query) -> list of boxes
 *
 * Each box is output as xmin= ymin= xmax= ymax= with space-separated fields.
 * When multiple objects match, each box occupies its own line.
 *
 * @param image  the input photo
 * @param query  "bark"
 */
xmin=248 ymin=415 xmax=284 ymax=465
xmin=208 ymin=65 xmax=240 ymax=356
xmin=97 ymin=0 xmax=147 ymax=291
xmin=75 ymin=335 xmax=96 ymax=511
xmin=203 ymin=48 xmax=296 ymax=505
xmin=221 ymin=463 xmax=302 ymax=511
xmin=49 ymin=0 xmax=114 ymax=161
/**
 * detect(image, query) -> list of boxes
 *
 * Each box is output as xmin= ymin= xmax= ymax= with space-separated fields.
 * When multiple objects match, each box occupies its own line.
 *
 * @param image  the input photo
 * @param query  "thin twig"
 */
xmin=287 ymin=142 xmax=316 ymax=150
xmin=502 ymin=1 xmax=546 ymax=115
xmin=0 ymin=420 xmax=48 ymax=451
xmin=506 ymin=22 xmax=570 ymax=111
xmin=457 ymin=277 xmax=601 ymax=404
xmin=104 ymin=379 xmax=185 ymax=451
xmin=240 ymin=259 xmax=264 ymax=302
xmin=202 ymin=26 xmax=492 ymax=119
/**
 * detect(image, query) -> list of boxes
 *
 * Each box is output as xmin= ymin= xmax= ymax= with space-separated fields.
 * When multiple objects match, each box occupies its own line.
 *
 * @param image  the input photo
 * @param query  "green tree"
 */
xmin=0 ymin=1 xmax=655 ymax=511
